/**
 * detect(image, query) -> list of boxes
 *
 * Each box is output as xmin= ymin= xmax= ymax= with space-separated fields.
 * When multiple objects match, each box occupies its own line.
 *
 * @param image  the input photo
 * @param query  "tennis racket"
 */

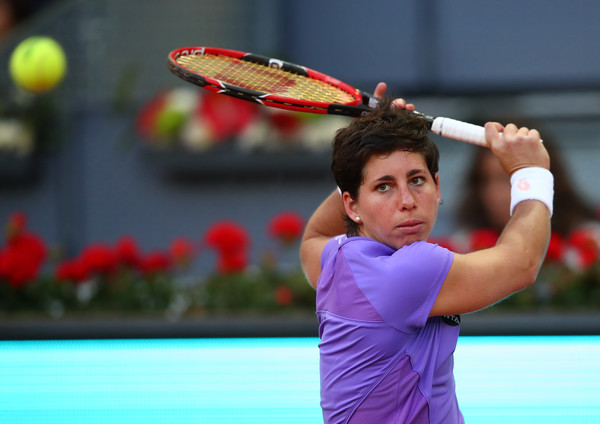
xmin=167 ymin=46 xmax=488 ymax=147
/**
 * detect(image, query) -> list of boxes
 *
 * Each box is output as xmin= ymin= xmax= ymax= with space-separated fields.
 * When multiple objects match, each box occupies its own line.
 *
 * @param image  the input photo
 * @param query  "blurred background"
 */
xmin=2 ymin=0 xmax=600 ymax=332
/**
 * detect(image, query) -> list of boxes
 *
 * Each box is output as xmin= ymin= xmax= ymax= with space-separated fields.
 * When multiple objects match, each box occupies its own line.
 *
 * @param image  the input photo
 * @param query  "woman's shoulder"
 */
xmin=340 ymin=236 xmax=395 ymax=256
xmin=324 ymin=236 xmax=453 ymax=261
xmin=342 ymin=238 xmax=451 ymax=263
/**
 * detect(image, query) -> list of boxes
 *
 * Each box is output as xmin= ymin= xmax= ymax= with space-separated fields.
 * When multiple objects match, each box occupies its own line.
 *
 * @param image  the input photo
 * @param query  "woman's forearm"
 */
xmin=300 ymin=190 xmax=347 ymax=287
xmin=302 ymin=190 xmax=347 ymax=241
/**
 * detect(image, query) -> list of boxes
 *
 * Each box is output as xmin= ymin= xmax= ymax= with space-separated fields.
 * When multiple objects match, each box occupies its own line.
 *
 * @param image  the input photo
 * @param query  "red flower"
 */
xmin=566 ymin=228 xmax=600 ymax=268
xmin=55 ymin=259 xmax=90 ymax=283
xmin=0 ymin=232 xmax=47 ymax=288
xmin=197 ymin=92 xmax=257 ymax=141
xmin=267 ymin=111 xmax=302 ymax=139
xmin=469 ymin=228 xmax=500 ymax=251
xmin=204 ymin=221 xmax=250 ymax=274
xmin=275 ymin=285 xmax=293 ymax=306
xmin=169 ymin=237 xmax=197 ymax=266
xmin=205 ymin=221 xmax=250 ymax=253
xmin=0 ymin=212 xmax=47 ymax=287
xmin=0 ymin=250 xmax=34 ymax=287
xmin=216 ymin=250 xmax=248 ymax=274
xmin=136 ymin=90 xmax=168 ymax=140
xmin=268 ymin=212 xmax=305 ymax=245
xmin=138 ymin=251 xmax=172 ymax=275
xmin=79 ymin=243 xmax=118 ymax=275
xmin=9 ymin=232 xmax=46 ymax=264
xmin=545 ymin=232 xmax=565 ymax=263
xmin=114 ymin=236 xmax=142 ymax=268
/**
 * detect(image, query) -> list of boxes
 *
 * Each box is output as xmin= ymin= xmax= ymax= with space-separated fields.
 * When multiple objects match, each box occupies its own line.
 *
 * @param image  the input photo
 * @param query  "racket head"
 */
xmin=167 ymin=46 xmax=373 ymax=117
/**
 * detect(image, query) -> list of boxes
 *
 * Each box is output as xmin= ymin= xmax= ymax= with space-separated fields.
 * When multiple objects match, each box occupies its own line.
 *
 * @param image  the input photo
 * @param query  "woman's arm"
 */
xmin=431 ymin=200 xmax=550 ymax=315
xmin=300 ymin=190 xmax=346 ymax=288
xmin=430 ymin=122 xmax=552 ymax=316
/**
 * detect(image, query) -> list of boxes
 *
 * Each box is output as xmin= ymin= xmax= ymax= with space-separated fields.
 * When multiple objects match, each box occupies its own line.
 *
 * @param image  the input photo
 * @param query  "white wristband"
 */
xmin=510 ymin=167 xmax=554 ymax=216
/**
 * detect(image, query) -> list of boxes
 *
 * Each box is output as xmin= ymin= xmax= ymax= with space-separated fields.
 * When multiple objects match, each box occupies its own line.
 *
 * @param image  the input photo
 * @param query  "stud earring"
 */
xmin=355 ymin=216 xmax=361 ymax=222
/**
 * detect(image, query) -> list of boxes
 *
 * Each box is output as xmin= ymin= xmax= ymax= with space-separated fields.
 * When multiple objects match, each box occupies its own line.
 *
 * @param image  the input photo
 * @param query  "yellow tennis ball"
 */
xmin=9 ymin=36 xmax=67 ymax=93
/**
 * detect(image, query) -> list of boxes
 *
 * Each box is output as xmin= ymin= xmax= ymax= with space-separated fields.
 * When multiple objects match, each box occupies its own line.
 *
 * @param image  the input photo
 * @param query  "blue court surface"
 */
xmin=0 ymin=335 xmax=598 ymax=423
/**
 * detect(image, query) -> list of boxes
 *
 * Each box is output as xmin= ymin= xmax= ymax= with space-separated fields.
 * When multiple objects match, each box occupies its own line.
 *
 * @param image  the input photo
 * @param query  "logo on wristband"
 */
xmin=516 ymin=179 xmax=531 ymax=191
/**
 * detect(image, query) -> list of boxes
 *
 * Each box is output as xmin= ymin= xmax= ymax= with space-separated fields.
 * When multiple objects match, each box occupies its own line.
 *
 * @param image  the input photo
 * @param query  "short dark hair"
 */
xmin=331 ymin=97 xmax=440 ymax=236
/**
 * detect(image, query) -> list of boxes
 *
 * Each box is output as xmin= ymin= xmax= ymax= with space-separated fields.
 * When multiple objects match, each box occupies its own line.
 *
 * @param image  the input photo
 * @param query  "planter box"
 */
xmin=2 ymin=311 xmax=599 ymax=340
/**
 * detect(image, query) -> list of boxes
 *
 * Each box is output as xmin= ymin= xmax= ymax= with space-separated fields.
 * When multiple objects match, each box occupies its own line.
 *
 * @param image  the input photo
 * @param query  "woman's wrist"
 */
xmin=510 ymin=167 xmax=554 ymax=216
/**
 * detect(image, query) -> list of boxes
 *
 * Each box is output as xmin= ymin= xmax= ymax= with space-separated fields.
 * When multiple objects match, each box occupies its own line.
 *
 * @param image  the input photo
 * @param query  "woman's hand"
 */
xmin=485 ymin=122 xmax=549 ymax=175
xmin=373 ymin=82 xmax=415 ymax=111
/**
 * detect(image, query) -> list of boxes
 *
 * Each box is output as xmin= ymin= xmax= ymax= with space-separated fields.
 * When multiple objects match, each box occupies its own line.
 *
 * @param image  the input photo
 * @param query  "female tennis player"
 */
xmin=300 ymin=87 xmax=552 ymax=423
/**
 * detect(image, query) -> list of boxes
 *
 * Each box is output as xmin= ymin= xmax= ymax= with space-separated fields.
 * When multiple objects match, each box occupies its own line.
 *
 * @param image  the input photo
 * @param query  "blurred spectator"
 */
xmin=453 ymin=118 xmax=599 ymax=252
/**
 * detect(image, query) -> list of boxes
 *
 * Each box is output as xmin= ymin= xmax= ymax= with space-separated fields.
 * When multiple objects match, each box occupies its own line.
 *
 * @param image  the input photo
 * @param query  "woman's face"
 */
xmin=478 ymin=151 xmax=511 ymax=229
xmin=344 ymin=150 xmax=441 ymax=250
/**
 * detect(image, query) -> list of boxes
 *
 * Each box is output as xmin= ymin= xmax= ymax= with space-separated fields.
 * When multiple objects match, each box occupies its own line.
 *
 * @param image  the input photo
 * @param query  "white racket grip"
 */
xmin=430 ymin=117 xmax=487 ymax=147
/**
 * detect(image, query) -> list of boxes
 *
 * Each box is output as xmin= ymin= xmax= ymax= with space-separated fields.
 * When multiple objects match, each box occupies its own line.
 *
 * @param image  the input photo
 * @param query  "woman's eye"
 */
xmin=376 ymin=183 xmax=390 ymax=192
xmin=410 ymin=176 xmax=425 ymax=185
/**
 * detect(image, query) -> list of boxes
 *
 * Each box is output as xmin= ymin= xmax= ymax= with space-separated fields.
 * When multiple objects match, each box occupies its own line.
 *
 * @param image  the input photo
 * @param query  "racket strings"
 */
xmin=176 ymin=54 xmax=356 ymax=104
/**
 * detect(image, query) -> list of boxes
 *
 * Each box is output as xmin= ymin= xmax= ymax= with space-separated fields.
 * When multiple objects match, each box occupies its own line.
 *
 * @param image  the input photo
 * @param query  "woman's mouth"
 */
xmin=397 ymin=220 xmax=424 ymax=234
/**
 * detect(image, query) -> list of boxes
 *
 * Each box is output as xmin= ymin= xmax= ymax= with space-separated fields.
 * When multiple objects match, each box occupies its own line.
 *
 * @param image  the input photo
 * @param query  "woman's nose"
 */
xmin=397 ymin=186 xmax=416 ymax=210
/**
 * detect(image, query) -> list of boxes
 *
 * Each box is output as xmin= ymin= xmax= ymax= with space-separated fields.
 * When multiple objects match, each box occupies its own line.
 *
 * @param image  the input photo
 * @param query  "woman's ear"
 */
xmin=435 ymin=174 xmax=443 ymax=205
xmin=435 ymin=174 xmax=442 ymax=205
xmin=343 ymin=191 xmax=360 ymax=222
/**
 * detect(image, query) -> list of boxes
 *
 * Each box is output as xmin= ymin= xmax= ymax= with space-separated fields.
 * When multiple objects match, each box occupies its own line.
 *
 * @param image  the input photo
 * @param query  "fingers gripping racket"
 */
xmin=167 ymin=46 xmax=488 ymax=147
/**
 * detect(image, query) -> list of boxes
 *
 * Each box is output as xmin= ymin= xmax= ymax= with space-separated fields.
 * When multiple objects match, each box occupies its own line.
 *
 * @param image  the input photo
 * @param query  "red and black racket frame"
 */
xmin=168 ymin=47 xmax=374 ymax=117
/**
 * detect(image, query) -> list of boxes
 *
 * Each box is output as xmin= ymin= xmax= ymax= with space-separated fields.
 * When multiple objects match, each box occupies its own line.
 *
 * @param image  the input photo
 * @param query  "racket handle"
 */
xmin=430 ymin=117 xmax=487 ymax=147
